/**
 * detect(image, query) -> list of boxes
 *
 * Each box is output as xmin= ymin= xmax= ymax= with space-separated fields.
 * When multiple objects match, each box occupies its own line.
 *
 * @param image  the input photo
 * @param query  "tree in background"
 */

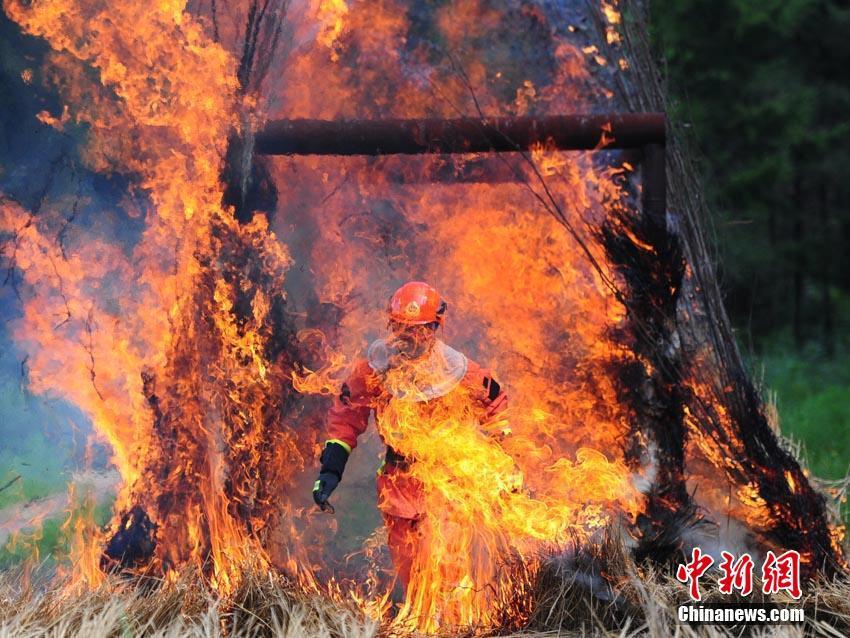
xmin=650 ymin=0 xmax=850 ymax=488
xmin=651 ymin=0 xmax=850 ymax=356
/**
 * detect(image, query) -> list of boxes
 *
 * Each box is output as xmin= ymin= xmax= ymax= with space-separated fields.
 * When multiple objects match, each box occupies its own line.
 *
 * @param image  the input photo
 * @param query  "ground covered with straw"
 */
xmin=0 ymin=566 xmax=374 ymax=638
xmin=1 ymin=540 xmax=848 ymax=638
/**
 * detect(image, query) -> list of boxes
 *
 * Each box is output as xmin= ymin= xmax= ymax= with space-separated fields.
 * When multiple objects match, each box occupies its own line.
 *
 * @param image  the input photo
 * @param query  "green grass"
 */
xmin=0 ymin=500 xmax=113 ymax=569
xmin=753 ymin=347 xmax=850 ymax=482
xmin=0 ymin=381 xmax=79 ymax=509
xmin=0 ymin=516 xmax=64 ymax=568
xmin=0 ymin=374 xmax=113 ymax=567
xmin=0 ymin=445 xmax=68 ymax=510
xmin=748 ymin=341 xmax=850 ymax=527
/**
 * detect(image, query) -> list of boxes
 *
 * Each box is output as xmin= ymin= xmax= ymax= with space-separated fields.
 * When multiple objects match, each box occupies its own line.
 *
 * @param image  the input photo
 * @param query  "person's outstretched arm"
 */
xmin=313 ymin=359 xmax=375 ymax=509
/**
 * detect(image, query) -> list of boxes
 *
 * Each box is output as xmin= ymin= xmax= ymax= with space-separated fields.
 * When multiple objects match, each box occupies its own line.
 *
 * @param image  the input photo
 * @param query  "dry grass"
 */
xmin=0 ymin=566 xmax=376 ymax=638
xmin=518 ymin=526 xmax=850 ymax=638
xmin=1 ymin=543 xmax=848 ymax=638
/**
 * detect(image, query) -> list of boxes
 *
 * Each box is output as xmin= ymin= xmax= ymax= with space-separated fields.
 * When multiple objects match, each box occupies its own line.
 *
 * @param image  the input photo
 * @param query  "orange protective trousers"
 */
xmin=324 ymin=357 xmax=508 ymax=588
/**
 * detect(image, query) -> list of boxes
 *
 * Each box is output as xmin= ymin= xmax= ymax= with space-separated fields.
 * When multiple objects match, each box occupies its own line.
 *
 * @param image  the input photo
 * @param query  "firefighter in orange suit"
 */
xmin=312 ymin=281 xmax=508 ymax=588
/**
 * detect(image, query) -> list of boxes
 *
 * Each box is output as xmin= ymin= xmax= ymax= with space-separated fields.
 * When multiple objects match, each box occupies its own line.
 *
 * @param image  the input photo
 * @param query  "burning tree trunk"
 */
xmin=91 ymin=0 xmax=310 ymax=582
xmin=99 ymin=211 xmax=304 ymax=582
xmin=600 ymin=143 xmax=699 ymax=563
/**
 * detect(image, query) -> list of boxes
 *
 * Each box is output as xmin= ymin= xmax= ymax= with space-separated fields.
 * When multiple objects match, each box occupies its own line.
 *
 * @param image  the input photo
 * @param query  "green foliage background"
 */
xmin=651 ymin=0 xmax=850 ymax=503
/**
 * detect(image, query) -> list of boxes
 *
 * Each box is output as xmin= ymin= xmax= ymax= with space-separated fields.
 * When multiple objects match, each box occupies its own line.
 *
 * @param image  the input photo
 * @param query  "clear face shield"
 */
xmin=387 ymin=319 xmax=440 ymax=360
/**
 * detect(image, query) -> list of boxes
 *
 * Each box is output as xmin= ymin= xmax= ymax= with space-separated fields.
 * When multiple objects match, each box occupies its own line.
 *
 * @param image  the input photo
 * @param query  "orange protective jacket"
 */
xmin=326 ymin=340 xmax=508 ymax=520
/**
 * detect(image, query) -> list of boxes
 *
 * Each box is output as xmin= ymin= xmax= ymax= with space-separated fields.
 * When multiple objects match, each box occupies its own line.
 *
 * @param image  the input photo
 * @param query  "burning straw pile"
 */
xmin=0 ymin=0 xmax=847 ymax=635
xmin=1 ymin=540 xmax=850 ymax=637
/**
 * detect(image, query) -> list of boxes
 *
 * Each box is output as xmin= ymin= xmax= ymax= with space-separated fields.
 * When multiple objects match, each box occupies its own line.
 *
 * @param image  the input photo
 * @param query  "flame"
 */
xmin=314 ymin=0 xmax=349 ymax=59
xmin=342 ymin=353 xmax=641 ymax=631
xmin=2 ymin=0 xmax=843 ymax=632
xmin=601 ymin=0 xmax=622 ymax=45
xmin=58 ymin=483 xmax=103 ymax=591
xmin=2 ymin=0 xmax=293 ymax=594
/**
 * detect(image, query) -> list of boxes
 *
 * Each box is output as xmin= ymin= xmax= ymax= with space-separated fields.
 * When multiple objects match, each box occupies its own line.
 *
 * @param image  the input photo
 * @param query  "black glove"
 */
xmin=312 ymin=441 xmax=349 ymax=510
xmin=313 ymin=472 xmax=340 ymax=508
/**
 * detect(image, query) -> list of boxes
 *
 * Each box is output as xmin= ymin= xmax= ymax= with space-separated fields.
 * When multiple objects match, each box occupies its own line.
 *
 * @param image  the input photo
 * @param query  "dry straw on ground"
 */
xmin=1 ymin=532 xmax=848 ymax=638
xmin=0 ymin=565 xmax=376 ymax=638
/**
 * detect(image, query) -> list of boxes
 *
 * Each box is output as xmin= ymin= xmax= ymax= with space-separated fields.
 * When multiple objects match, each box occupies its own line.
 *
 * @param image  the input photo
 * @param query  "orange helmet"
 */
xmin=388 ymin=281 xmax=447 ymax=326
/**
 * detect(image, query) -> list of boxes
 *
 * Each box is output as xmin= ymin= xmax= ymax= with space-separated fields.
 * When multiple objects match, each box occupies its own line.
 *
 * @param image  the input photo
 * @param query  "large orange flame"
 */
xmin=3 ymin=0 xmax=841 ymax=633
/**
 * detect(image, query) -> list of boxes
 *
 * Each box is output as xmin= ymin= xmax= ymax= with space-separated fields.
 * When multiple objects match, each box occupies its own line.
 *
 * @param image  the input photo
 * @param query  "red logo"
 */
xmin=677 ymin=548 xmax=802 ymax=601
xmin=676 ymin=547 xmax=714 ymax=601
xmin=762 ymin=550 xmax=802 ymax=599
xmin=718 ymin=551 xmax=754 ymax=596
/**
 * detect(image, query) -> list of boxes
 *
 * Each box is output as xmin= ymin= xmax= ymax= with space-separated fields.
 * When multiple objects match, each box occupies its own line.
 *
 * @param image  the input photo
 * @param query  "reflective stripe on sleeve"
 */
xmin=326 ymin=438 xmax=352 ymax=454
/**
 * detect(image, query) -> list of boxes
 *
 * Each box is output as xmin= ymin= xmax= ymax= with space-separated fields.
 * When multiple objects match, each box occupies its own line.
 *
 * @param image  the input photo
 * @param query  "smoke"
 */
xmin=0 ymin=12 xmax=152 ymax=553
